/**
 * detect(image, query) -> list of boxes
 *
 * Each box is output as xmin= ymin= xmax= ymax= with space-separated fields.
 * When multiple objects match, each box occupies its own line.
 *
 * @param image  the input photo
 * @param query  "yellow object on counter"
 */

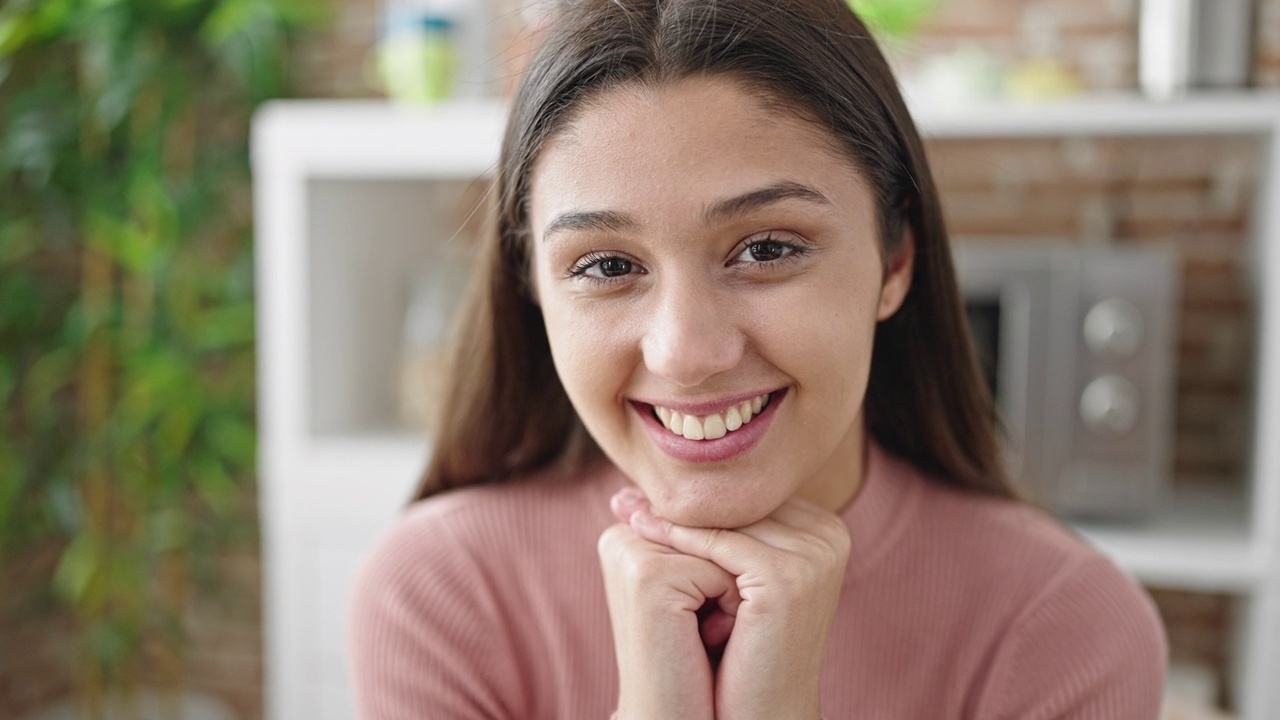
xmin=1004 ymin=57 xmax=1083 ymax=101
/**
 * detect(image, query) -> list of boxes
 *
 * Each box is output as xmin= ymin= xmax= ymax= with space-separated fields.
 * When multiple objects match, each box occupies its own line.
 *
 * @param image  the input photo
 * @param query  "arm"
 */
xmin=969 ymin=555 xmax=1168 ymax=720
xmin=348 ymin=505 xmax=524 ymax=720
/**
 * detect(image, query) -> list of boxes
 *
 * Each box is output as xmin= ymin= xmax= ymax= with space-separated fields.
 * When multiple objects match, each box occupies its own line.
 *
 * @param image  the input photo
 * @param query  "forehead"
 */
xmin=528 ymin=76 xmax=868 ymax=232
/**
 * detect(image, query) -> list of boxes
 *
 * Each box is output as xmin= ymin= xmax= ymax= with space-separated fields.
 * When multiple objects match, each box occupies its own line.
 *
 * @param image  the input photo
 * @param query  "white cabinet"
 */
xmin=252 ymin=94 xmax=1280 ymax=719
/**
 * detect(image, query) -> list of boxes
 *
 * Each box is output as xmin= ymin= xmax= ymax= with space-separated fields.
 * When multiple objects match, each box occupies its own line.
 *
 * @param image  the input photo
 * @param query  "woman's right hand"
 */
xmin=598 ymin=489 xmax=741 ymax=720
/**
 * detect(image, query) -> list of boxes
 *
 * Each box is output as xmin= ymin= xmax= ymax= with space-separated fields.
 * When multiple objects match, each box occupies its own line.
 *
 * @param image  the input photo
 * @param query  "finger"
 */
xmin=625 ymin=495 xmax=832 ymax=555
xmin=598 ymin=522 xmax=739 ymax=608
xmin=630 ymin=506 xmax=769 ymax=577
xmin=609 ymin=486 xmax=647 ymax=524
xmin=719 ymin=516 xmax=801 ymax=548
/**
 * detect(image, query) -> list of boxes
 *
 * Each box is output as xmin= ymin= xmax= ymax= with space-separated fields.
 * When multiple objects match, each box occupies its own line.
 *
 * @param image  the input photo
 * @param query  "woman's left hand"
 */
xmin=611 ymin=488 xmax=851 ymax=720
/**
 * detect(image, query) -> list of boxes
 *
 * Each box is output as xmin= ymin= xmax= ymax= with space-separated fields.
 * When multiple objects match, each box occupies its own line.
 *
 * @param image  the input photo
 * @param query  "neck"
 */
xmin=797 ymin=412 xmax=867 ymax=513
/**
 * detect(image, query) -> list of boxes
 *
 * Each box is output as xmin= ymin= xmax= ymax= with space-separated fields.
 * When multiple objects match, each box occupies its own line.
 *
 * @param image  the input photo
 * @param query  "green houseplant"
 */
xmin=0 ymin=0 xmax=322 ymax=715
xmin=847 ymin=0 xmax=938 ymax=38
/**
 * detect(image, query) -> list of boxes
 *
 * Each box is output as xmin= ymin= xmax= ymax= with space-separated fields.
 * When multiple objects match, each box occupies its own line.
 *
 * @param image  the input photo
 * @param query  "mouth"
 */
xmin=631 ymin=388 xmax=787 ymax=464
xmin=650 ymin=392 xmax=774 ymax=440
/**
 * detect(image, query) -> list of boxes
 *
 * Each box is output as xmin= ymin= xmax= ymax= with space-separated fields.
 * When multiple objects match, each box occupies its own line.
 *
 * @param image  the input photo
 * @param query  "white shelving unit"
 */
xmin=252 ymin=93 xmax=1280 ymax=719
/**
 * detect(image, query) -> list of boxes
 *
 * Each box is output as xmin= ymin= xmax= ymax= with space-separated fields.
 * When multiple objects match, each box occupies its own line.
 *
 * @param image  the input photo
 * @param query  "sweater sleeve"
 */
xmin=969 ymin=555 xmax=1168 ymax=720
xmin=348 ymin=503 xmax=525 ymax=720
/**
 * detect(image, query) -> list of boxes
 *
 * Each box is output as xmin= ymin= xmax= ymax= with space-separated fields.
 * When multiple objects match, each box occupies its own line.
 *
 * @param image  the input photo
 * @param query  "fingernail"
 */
xmin=632 ymin=507 xmax=658 ymax=528
xmin=615 ymin=487 xmax=642 ymax=508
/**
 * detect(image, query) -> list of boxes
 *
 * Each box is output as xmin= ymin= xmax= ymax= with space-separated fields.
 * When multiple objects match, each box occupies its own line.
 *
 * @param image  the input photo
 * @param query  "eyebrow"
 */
xmin=543 ymin=208 xmax=637 ymax=240
xmin=703 ymin=180 xmax=831 ymax=224
xmin=541 ymin=180 xmax=831 ymax=242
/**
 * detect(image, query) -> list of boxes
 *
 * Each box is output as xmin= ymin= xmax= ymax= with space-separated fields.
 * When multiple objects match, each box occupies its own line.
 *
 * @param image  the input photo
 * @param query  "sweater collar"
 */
xmin=839 ymin=438 xmax=922 ymax=578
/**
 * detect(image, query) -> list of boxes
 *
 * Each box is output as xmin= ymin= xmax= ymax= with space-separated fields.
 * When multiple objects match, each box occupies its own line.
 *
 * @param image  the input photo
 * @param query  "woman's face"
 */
xmin=528 ymin=76 xmax=913 ymax=528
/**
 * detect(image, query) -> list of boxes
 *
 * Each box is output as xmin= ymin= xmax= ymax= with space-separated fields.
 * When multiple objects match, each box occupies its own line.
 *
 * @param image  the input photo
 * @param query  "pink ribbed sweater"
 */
xmin=349 ymin=441 xmax=1167 ymax=719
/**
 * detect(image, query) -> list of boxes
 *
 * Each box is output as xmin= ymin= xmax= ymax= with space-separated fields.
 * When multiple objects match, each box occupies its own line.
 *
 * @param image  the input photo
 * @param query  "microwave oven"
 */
xmin=952 ymin=243 xmax=1180 ymax=518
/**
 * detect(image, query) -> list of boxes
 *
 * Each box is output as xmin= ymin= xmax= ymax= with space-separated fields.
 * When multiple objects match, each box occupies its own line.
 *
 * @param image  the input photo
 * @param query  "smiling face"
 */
xmin=527 ymin=76 xmax=913 ymax=528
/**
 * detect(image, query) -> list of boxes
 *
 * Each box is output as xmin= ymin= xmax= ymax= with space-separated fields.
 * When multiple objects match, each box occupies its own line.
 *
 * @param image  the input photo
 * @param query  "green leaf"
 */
xmin=265 ymin=0 xmax=330 ymax=29
xmin=194 ymin=301 xmax=255 ymax=350
xmin=204 ymin=413 xmax=255 ymax=467
xmin=0 ymin=218 xmax=39 ymax=267
xmin=22 ymin=347 xmax=76 ymax=411
xmin=847 ymin=0 xmax=938 ymax=38
xmin=193 ymin=455 xmax=238 ymax=519
xmin=0 ymin=452 xmax=23 ymax=543
xmin=53 ymin=531 xmax=100 ymax=603
xmin=0 ymin=272 xmax=43 ymax=334
xmin=0 ymin=356 xmax=16 ymax=404
xmin=146 ymin=507 xmax=189 ymax=553
xmin=32 ymin=0 xmax=76 ymax=38
xmin=87 ymin=617 xmax=136 ymax=669
xmin=200 ymin=0 xmax=262 ymax=46
xmin=0 ymin=9 xmax=35 ymax=57
xmin=157 ymin=390 xmax=203 ymax=456
xmin=0 ymin=86 xmax=74 ymax=184
xmin=86 ymin=209 xmax=163 ymax=276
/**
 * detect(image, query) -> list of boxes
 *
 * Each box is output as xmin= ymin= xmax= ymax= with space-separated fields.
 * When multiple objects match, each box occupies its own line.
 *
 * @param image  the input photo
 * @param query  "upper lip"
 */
xmin=630 ymin=388 xmax=783 ymax=416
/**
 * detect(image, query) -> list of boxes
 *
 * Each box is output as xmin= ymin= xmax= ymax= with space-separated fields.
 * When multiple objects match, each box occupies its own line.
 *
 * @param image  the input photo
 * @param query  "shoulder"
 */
xmin=910 ymin=471 xmax=1121 ymax=590
xmin=360 ymin=461 xmax=623 ymax=584
xmin=969 ymin=551 xmax=1168 ymax=718
xmin=347 ymin=462 xmax=623 ymax=718
xmin=899 ymin=473 xmax=1167 ymax=717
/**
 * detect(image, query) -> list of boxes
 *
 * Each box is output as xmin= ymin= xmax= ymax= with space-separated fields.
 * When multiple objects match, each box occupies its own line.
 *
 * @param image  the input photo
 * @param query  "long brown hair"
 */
xmin=413 ymin=0 xmax=1017 ymax=502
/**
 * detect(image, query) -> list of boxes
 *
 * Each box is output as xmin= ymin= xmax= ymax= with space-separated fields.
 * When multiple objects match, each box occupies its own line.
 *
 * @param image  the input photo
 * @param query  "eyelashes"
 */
xmin=565 ymin=233 xmax=810 ymax=286
xmin=567 ymin=251 xmax=641 ymax=282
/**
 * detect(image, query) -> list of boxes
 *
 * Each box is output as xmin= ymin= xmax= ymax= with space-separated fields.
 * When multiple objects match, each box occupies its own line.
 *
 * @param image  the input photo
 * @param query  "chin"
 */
xmin=650 ymin=488 xmax=781 ymax=530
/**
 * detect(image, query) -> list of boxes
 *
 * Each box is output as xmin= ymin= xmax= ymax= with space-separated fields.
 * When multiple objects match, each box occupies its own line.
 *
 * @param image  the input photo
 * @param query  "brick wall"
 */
xmin=930 ymin=134 xmax=1260 ymax=486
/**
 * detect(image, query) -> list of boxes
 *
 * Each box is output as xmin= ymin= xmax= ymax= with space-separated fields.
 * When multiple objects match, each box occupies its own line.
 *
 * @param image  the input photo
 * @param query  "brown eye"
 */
xmin=597 ymin=257 xmax=633 ymax=277
xmin=747 ymin=241 xmax=788 ymax=262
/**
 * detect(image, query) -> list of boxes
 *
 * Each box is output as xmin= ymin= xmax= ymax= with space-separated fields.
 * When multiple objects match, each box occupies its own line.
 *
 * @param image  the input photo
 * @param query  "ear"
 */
xmin=876 ymin=226 xmax=915 ymax=321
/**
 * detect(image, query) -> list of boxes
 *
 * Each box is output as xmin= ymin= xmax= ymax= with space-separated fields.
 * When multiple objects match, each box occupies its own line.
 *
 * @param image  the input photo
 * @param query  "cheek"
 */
xmin=751 ymin=263 xmax=880 ymax=406
xmin=540 ymin=296 xmax=634 ymax=422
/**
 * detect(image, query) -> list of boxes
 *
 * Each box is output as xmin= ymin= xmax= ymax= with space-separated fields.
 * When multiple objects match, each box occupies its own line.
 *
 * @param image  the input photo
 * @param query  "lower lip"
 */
xmin=633 ymin=389 xmax=787 ymax=464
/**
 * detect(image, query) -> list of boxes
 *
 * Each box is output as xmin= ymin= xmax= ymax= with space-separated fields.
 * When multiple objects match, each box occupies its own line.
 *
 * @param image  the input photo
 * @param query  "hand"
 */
xmin=597 ymin=491 xmax=742 ymax=720
xmin=612 ymin=488 xmax=851 ymax=720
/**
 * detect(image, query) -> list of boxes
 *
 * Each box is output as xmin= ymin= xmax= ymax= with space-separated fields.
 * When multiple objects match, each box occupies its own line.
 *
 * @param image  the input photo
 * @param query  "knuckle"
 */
xmin=816 ymin=518 xmax=852 ymax=558
xmin=690 ymin=526 xmax=724 ymax=556
xmin=622 ymin=552 xmax=667 ymax=587
xmin=597 ymin=523 xmax=629 ymax=558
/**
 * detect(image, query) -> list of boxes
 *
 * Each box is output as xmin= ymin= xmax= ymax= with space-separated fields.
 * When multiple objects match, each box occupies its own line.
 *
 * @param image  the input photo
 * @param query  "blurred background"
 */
xmin=3 ymin=0 xmax=1280 ymax=718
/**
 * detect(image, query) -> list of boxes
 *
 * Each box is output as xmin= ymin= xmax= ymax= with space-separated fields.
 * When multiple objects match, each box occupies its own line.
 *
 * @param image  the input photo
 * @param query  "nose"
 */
xmin=640 ymin=278 xmax=746 ymax=388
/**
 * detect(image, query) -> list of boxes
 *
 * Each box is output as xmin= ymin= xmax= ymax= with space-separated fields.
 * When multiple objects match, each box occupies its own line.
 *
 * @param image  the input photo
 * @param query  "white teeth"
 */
xmin=703 ymin=413 xmax=727 ymax=440
xmin=682 ymin=415 xmax=705 ymax=440
xmin=653 ymin=392 xmax=772 ymax=440
xmin=724 ymin=406 xmax=743 ymax=431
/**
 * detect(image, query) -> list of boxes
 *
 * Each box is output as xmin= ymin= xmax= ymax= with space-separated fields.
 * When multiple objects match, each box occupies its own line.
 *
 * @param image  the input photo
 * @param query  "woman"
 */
xmin=349 ymin=0 xmax=1167 ymax=717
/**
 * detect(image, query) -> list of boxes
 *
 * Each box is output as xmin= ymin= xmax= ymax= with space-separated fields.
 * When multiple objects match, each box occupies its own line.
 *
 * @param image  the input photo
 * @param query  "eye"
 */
xmin=568 ymin=252 xmax=644 ymax=282
xmin=742 ymin=240 xmax=790 ymax=262
xmin=593 ymin=257 xmax=634 ymax=278
xmin=731 ymin=234 xmax=807 ymax=266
